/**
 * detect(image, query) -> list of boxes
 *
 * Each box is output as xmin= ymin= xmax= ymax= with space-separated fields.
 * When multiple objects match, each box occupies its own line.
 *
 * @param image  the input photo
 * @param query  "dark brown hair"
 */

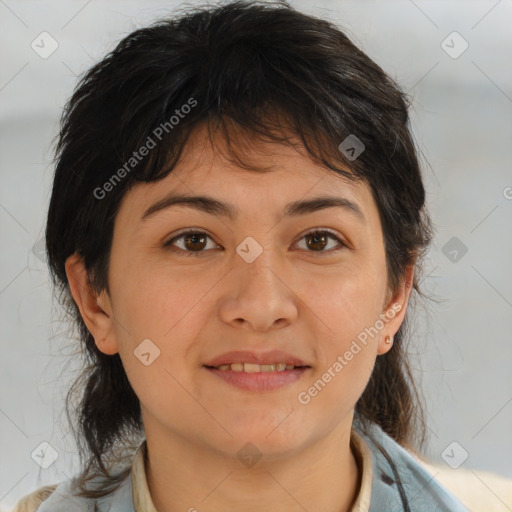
xmin=46 ymin=0 xmax=433 ymax=498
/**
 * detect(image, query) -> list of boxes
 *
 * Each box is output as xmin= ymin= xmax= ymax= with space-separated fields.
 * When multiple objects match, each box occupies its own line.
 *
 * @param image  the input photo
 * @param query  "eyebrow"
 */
xmin=141 ymin=193 xmax=365 ymax=223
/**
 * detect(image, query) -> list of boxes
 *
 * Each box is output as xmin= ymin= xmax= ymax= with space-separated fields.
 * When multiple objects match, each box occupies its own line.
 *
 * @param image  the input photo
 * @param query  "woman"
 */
xmin=14 ymin=1 xmax=469 ymax=510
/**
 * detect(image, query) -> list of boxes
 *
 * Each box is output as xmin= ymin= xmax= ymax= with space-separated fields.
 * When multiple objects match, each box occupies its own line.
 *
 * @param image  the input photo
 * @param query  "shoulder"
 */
xmin=11 ymin=472 xmax=135 ymax=512
xmin=12 ymin=484 xmax=58 ymax=512
xmin=354 ymin=419 xmax=470 ymax=512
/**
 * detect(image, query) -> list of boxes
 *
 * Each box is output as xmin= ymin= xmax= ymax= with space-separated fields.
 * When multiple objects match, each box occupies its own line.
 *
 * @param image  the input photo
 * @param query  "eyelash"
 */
xmin=163 ymin=229 xmax=347 ymax=257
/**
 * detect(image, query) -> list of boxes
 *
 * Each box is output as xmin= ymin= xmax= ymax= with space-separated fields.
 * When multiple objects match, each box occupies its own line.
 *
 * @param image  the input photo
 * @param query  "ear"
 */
xmin=377 ymin=264 xmax=415 ymax=356
xmin=65 ymin=253 xmax=119 ymax=355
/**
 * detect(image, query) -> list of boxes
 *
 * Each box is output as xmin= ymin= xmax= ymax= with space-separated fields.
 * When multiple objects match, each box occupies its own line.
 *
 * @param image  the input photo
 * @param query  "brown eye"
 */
xmin=164 ymin=229 xmax=346 ymax=257
xmin=305 ymin=232 xmax=329 ymax=251
xmin=298 ymin=230 xmax=346 ymax=253
xmin=164 ymin=231 xmax=217 ymax=256
xmin=182 ymin=233 xmax=208 ymax=251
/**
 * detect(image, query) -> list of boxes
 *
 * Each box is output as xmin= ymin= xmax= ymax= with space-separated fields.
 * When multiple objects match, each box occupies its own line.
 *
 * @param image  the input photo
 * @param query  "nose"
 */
xmin=218 ymin=248 xmax=299 ymax=332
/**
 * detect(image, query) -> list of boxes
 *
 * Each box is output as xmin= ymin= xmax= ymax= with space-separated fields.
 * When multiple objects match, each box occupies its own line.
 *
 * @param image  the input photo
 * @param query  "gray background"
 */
xmin=1 ymin=0 xmax=511 ymax=510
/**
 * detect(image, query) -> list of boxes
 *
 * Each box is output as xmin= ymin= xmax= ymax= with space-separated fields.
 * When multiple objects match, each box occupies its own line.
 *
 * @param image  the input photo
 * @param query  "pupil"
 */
xmin=308 ymin=233 xmax=326 ymax=251
xmin=186 ymin=233 xmax=206 ymax=250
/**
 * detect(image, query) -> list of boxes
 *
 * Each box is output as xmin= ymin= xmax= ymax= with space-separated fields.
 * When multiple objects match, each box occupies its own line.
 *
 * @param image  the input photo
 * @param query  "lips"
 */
xmin=203 ymin=350 xmax=310 ymax=368
xmin=205 ymin=364 xmax=310 ymax=392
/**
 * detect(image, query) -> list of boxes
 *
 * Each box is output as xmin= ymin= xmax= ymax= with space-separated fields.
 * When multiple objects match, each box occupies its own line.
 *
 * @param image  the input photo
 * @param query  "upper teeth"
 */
xmin=215 ymin=363 xmax=298 ymax=372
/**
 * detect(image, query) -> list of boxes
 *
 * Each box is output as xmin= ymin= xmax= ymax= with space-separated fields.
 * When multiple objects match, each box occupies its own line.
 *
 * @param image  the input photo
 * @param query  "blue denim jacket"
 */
xmin=33 ymin=420 xmax=469 ymax=512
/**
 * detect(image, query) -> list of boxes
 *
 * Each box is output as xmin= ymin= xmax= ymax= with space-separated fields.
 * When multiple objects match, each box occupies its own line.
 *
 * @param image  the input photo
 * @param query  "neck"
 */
xmin=143 ymin=417 xmax=360 ymax=512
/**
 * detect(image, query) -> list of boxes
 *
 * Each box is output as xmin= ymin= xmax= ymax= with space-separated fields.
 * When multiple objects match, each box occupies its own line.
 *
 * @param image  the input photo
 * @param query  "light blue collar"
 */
xmin=36 ymin=419 xmax=469 ymax=512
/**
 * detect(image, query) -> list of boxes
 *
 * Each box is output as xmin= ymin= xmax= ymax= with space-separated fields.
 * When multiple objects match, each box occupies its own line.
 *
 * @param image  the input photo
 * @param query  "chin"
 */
xmin=221 ymin=418 xmax=309 ymax=455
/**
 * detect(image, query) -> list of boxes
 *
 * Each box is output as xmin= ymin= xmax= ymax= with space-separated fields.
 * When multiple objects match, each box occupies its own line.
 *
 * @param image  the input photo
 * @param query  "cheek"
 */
xmin=295 ymin=264 xmax=385 ymax=406
xmin=110 ymin=264 xmax=213 ymax=405
xmin=298 ymin=330 xmax=378 ymax=423
xmin=301 ymin=260 xmax=387 ymax=336
xmin=111 ymin=255 xmax=216 ymax=342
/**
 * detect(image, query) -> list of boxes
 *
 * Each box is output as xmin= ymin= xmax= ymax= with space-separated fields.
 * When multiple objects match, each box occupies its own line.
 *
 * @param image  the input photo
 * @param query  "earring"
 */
xmin=385 ymin=335 xmax=393 ymax=344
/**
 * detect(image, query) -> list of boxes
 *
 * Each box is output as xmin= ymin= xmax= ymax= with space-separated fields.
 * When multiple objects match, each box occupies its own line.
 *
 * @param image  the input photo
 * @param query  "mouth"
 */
xmin=203 ymin=350 xmax=311 ymax=391
xmin=203 ymin=360 xmax=311 ymax=392
xmin=204 ymin=349 xmax=309 ymax=368
xmin=204 ymin=362 xmax=309 ymax=372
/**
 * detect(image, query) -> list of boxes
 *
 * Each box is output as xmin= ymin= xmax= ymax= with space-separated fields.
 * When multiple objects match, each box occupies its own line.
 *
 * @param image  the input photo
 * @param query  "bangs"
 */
xmin=126 ymin=105 xmax=361 ymax=187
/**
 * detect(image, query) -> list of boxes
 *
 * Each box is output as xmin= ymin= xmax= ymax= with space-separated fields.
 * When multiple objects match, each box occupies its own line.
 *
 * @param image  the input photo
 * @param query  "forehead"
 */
xmin=118 ymin=121 xmax=379 ymax=227
xmin=174 ymin=121 xmax=352 ymax=181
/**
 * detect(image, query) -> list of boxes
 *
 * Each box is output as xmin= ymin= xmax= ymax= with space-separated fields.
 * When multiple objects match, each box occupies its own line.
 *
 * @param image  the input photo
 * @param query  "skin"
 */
xmin=66 ymin=121 xmax=414 ymax=512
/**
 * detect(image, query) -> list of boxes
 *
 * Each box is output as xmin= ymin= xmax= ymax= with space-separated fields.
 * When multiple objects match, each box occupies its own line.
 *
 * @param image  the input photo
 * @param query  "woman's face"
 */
xmin=69 ymin=122 xmax=412 ymax=461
